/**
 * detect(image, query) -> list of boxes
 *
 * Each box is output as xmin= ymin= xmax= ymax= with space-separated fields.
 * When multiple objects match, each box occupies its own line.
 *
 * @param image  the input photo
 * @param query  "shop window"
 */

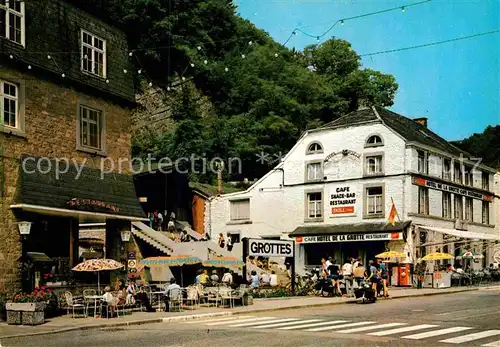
xmin=306 ymin=142 xmax=323 ymax=155
xmin=464 ymin=166 xmax=473 ymax=187
xmin=365 ymin=135 xmax=384 ymax=147
xmin=417 ymin=150 xmax=428 ymax=174
xmin=0 ymin=0 xmax=24 ymax=46
xmin=364 ymin=155 xmax=383 ymax=176
xmin=482 ymin=172 xmax=489 ymax=191
xmin=81 ymin=29 xmax=106 ymax=78
xmin=442 ymin=158 xmax=451 ymax=181
xmin=1 ymin=80 xmax=18 ymax=128
xmin=454 ymin=195 xmax=463 ymax=220
xmin=454 ymin=162 xmax=462 ymax=184
xmin=482 ymin=201 xmax=489 ymax=224
xmin=77 ymin=104 xmax=106 ymax=154
xmin=305 ymin=191 xmax=323 ymax=221
xmin=418 ymin=187 xmax=429 ymax=215
xmin=305 ymin=161 xmax=323 ymax=182
xmin=442 ymin=192 xmax=452 ymax=219
xmin=464 ymin=197 xmax=473 ymax=222
xmin=229 ymin=199 xmax=250 ymax=221
xmin=364 ymin=185 xmax=384 ymax=218
xmin=228 ymin=233 xmax=240 ymax=243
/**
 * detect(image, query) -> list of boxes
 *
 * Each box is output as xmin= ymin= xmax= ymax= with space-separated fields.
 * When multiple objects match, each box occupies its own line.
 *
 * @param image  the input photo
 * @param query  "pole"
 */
xmin=290 ymin=240 xmax=296 ymax=295
xmin=242 ymin=238 xmax=248 ymax=284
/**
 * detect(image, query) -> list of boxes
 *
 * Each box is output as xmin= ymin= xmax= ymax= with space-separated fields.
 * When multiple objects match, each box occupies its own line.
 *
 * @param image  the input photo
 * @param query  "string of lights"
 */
xmin=282 ymin=0 xmax=432 ymax=46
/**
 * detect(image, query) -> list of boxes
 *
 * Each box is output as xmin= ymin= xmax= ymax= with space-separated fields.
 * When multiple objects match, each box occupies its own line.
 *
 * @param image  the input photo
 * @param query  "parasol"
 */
xmin=422 ymin=252 xmax=454 ymax=261
xmin=72 ymin=258 xmax=124 ymax=293
xmin=375 ymin=251 xmax=406 ymax=259
xmin=456 ymin=251 xmax=483 ymax=260
xmin=203 ymin=256 xmax=245 ymax=268
xmin=138 ymin=256 xmax=202 ymax=287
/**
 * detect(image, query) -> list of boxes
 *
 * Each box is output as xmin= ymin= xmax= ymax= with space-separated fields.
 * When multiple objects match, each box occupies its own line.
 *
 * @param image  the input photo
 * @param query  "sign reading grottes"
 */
xmin=248 ymin=239 xmax=294 ymax=257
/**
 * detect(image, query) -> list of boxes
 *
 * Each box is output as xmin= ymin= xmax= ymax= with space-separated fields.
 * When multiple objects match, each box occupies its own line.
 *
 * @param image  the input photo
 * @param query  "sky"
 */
xmin=234 ymin=0 xmax=500 ymax=141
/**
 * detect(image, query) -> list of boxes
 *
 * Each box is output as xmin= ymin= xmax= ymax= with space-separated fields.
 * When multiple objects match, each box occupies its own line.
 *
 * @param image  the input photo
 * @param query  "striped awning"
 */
xmin=138 ymin=255 xmax=202 ymax=267
xmin=203 ymin=256 xmax=244 ymax=268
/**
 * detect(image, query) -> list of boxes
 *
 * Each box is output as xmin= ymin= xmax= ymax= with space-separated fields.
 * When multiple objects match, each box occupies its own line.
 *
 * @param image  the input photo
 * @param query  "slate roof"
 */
xmin=189 ymin=182 xmax=245 ymax=198
xmin=289 ymin=221 xmax=411 ymax=237
xmin=14 ymin=155 xmax=146 ymax=218
xmin=317 ymin=106 xmax=468 ymax=158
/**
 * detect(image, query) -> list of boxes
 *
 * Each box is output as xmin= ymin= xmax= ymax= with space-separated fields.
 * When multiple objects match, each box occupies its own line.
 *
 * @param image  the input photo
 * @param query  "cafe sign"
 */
xmin=295 ymin=232 xmax=402 ymax=244
xmin=329 ymin=185 xmax=356 ymax=216
xmin=412 ymin=177 xmax=493 ymax=201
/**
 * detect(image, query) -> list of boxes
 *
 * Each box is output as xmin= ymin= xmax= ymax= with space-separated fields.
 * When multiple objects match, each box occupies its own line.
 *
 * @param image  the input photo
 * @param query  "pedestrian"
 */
xmin=353 ymin=262 xmax=365 ymax=287
xmin=163 ymin=278 xmax=181 ymax=312
xmin=327 ymin=261 xmax=342 ymax=297
xmin=148 ymin=212 xmax=154 ymax=228
xmin=227 ymin=234 xmax=233 ymax=251
xmin=218 ymin=233 xmax=225 ymax=248
xmin=250 ymin=270 xmax=260 ymax=289
xmin=342 ymin=258 xmax=354 ymax=296
xmin=367 ymin=260 xmax=380 ymax=293
xmin=379 ymin=260 xmax=389 ymax=297
xmin=157 ymin=211 xmax=163 ymax=231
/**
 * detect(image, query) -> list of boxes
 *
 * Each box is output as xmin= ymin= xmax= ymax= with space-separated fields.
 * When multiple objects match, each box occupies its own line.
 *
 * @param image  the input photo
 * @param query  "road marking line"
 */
xmin=482 ymin=340 xmax=500 ymax=346
xmin=439 ymin=330 xmax=500 ymax=344
xmin=403 ymin=327 xmax=474 ymax=340
xmin=251 ymin=319 xmax=323 ymax=329
xmin=229 ymin=318 xmax=298 ymax=327
xmin=278 ymin=320 xmax=349 ymax=330
xmin=185 ymin=316 xmax=254 ymax=324
xmin=335 ymin=323 xmax=407 ymax=334
xmin=206 ymin=317 xmax=276 ymax=326
xmin=369 ymin=324 xmax=438 ymax=336
xmin=307 ymin=321 xmax=375 ymax=332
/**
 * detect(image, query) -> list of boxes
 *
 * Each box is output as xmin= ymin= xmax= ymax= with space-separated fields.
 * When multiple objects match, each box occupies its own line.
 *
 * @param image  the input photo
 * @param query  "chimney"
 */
xmin=413 ymin=117 xmax=428 ymax=128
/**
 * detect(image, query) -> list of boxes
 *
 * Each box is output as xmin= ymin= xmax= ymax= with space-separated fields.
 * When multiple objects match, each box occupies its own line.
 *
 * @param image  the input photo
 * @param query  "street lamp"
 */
xmin=18 ymin=222 xmax=32 ymax=292
xmin=18 ymin=221 xmax=32 ymax=238
xmin=120 ymin=229 xmax=131 ymax=242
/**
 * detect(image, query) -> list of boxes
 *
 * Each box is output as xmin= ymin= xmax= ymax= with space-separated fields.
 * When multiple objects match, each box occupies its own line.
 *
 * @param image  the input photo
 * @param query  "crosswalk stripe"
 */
xmin=278 ymin=320 xmax=349 ymax=330
xmin=402 ymin=327 xmax=474 ymax=340
xmin=481 ymin=340 xmax=500 ymax=346
xmin=185 ymin=316 xmax=254 ymax=324
xmin=369 ymin=324 xmax=438 ymax=336
xmin=335 ymin=322 xmax=407 ymax=334
xmin=206 ymin=317 xmax=276 ymax=326
xmin=439 ymin=330 xmax=500 ymax=344
xmin=251 ymin=319 xmax=323 ymax=329
xmin=307 ymin=321 xmax=375 ymax=332
xmin=229 ymin=318 xmax=299 ymax=327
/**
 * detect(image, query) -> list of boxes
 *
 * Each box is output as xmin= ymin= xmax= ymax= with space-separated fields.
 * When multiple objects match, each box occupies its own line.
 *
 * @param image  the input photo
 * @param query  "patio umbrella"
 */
xmin=422 ymin=252 xmax=454 ymax=261
xmin=203 ymin=256 xmax=245 ymax=268
xmin=456 ymin=251 xmax=484 ymax=260
xmin=72 ymin=258 xmax=124 ymax=293
xmin=375 ymin=251 xmax=406 ymax=259
xmin=138 ymin=256 xmax=202 ymax=287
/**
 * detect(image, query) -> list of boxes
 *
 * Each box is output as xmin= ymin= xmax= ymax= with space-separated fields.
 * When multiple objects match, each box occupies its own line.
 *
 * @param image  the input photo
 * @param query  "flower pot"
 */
xmin=6 ymin=303 xmax=46 ymax=325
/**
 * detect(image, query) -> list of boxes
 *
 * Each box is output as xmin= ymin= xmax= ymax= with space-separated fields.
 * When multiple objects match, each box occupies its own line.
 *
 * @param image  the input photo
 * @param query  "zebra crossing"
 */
xmin=184 ymin=315 xmax=500 ymax=346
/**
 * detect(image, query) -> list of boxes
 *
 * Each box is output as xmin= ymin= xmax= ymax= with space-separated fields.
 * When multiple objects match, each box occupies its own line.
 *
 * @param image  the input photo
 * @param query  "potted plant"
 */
xmin=6 ymin=286 xmax=52 ymax=325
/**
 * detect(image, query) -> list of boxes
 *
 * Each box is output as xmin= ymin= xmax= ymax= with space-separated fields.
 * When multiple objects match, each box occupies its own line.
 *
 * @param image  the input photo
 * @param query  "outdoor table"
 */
xmin=151 ymin=291 xmax=164 ymax=311
xmin=85 ymin=295 xmax=103 ymax=318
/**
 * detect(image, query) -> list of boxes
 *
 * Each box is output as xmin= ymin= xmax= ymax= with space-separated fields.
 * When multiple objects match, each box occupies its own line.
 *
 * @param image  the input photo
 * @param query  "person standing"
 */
xmin=342 ymin=258 xmax=354 ymax=296
xmin=367 ymin=260 xmax=380 ymax=293
xmin=379 ymin=260 xmax=389 ymax=297
xmin=157 ymin=211 xmax=164 ymax=231
xmin=218 ymin=233 xmax=225 ymax=248
xmin=250 ymin=271 xmax=260 ymax=289
xmin=328 ymin=261 xmax=342 ymax=297
xmin=226 ymin=234 xmax=233 ymax=251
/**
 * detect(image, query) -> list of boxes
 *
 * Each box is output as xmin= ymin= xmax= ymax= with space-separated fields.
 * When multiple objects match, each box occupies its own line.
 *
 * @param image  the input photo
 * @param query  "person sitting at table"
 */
xmin=128 ymin=280 xmax=155 ymax=312
xmin=116 ymin=279 xmax=127 ymax=305
xmin=199 ymin=269 xmax=209 ymax=286
xmin=222 ymin=270 xmax=233 ymax=285
xmin=102 ymin=286 xmax=118 ymax=317
xmin=210 ymin=270 xmax=219 ymax=284
xmin=261 ymin=272 xmax=270 ymax=287
xmin=163 ymin=277 xmax=181 ymax=312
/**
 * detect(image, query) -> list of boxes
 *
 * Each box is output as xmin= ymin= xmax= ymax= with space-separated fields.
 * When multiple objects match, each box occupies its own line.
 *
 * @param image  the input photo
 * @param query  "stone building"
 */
xmin=0 ymin=0 xmax=145 ymax=292
xmin=206 ymin=107 xmax=498 ymax=274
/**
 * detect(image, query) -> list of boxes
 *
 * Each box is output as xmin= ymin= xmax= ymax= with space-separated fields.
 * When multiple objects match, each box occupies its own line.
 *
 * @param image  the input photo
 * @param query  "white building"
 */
xmin=205 ymin=106 xmax=498 ymax=272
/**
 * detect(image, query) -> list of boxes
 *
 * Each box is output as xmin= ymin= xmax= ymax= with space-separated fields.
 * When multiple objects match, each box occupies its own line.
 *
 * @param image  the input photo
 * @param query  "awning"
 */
xmin=290 ymin=221 xmax=411 ymax=237
xmin=27 ymin=252 xmax=52 ymax=263
xmin=80 ymin=251 xmax=104 ymax=259
xmin=11 ymin=155 xmax=147 ymax=221
xmin=417 ymin=225 xmax=500 ymax=241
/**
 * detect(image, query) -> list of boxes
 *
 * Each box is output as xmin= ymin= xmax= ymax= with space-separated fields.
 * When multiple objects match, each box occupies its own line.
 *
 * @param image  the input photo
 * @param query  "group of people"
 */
xmin=101 ymin=278 xmax=155 ymax=317
xmin=194 ymin=269 xmax=238 ymax=286
xmin=217 ymin=233 xmax=234 ymax=251
xmin=248 ymin=270 xmax=279 ymax=288
xmin=319 ymin=257 xmax=389 ymax=297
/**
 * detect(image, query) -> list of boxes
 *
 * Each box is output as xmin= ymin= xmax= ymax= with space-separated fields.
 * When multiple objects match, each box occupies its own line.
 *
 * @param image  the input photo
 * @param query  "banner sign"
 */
xmin=248 ymin=238 xmax=294 ymax=257
xmin=329 ymin=185 xmax=356 ymax=216
xmin=412 ymin=177 xmax=493 ymax=201
xmin=295 ymin=232 xmax=402 ymax=244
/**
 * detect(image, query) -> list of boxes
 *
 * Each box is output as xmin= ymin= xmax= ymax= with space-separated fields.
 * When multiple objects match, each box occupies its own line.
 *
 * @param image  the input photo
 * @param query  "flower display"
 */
xmin=12 ymin=286 xmax=53 ymax=303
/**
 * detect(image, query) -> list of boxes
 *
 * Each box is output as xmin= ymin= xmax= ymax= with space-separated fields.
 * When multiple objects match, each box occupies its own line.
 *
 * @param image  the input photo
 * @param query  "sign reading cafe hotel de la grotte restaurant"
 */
xmin=205 ymin=106 xmax=499 ymax=273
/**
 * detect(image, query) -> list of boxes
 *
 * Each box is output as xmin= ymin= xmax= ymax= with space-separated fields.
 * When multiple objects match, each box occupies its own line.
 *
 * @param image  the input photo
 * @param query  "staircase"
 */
xmin=131 ymin=221 xmax=177 ymax=255
xmin=175 ymin=221 xmax=203 ymax=241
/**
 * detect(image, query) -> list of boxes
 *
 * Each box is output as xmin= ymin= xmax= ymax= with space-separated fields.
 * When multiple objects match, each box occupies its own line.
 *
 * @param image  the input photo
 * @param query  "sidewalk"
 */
xmin=0 ymin=285 xmax=497 ymax=339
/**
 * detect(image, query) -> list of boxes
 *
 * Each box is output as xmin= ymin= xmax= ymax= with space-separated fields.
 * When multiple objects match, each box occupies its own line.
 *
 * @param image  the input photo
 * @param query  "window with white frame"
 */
xmin=1 ymin=80 xmax=18 ymax=129
xmin=365 ymin=135 xmax=383 ymax=147
xmin=442 ymin=192 xmax=452 ymax=219
xmin=78 ymin=105 xmax=104 ymax=151
xmin=464 ymin=197 xmax=473 ymax=222
xmin=306 ymin=142 xmax=323 ymax=154
xmin=306 ymin=192 xmax=322 ymax=219
xmin=454 ymin=162 xmax=462 ymax=184
xmin=81 ymin=30 xmax=106 ymax=78
xmin=306 ymin=162 xmax=323 ymax=181
xmin=454 ymin=195 xmax=463 ymax=220
xmin=417 ymin=150 xmax=428 ymax=174
xmin=418 ymin=187 xmax=429 ymax=215
xmin=230 ymin=199 xmax=250 ymax=221
xmin=464 ymin=166 xmax=473 ymax=187
xmin=365 ymin=155 xmax=383 ymax=175
xmin=443 ymin=158 xmax=451 ymax=181
xmin=366 ymin=186 xmax=383 ymax=216
xmin=482 ymin=172 xmax=489 ymax=191
xmin=482 ymin=201 xmax=489 ymax=224
xmin=0 ymin=0 xmax=24 ymax=45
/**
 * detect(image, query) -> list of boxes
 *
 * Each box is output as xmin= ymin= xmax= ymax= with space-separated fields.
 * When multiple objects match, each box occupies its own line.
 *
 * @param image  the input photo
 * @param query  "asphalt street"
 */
xmin=3 ymin=289 xmax=500 ymax=347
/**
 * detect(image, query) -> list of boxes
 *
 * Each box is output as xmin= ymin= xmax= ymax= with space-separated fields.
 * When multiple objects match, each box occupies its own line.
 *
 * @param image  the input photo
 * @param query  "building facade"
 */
xmin=206 ymin=107 xmax=498 ymax=273
xmin=0 ymin=0 xmax=145 ymax=292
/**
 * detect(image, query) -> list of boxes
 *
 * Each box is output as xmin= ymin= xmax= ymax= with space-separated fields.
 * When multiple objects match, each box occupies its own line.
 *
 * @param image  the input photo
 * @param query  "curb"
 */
xmin=0 ymin=286 xmax=492 ymax=339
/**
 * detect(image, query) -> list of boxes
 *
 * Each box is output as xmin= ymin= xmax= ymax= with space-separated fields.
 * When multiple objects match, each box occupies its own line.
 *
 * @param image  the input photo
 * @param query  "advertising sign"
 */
xmin=412 ymin=177 xmax=493 ymax=201
xmin=247 ymin=238 xmax=294 ymax=257
xmin=295 ymin=232 xmax=402 ymax=244
xmin=329 ymin=185 xmax=357 ymax=216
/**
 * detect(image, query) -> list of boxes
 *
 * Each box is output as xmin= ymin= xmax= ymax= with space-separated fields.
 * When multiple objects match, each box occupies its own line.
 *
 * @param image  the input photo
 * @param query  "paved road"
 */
xmin=3 ymin=289 xmax=500 ymax=347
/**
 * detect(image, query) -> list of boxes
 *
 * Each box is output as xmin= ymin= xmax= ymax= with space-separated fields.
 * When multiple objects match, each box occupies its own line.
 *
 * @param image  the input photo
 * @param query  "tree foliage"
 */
xmin=453 ymin=125 xmax=500 ymax=169
xmin=101 ymin=0 xmax=399 ymax=182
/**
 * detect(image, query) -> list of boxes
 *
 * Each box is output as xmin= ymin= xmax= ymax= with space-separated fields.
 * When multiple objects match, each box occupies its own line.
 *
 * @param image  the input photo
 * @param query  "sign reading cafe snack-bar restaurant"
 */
xmin=248 ymin=238 xmax=294 ymax=257
xmin=329 ymin=185 xmax=357 ymax=216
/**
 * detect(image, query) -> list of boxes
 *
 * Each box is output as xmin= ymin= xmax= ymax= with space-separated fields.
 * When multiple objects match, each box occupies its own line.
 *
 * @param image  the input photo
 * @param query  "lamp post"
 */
xmin=18 ymin=221 xmax=32 ymax=292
